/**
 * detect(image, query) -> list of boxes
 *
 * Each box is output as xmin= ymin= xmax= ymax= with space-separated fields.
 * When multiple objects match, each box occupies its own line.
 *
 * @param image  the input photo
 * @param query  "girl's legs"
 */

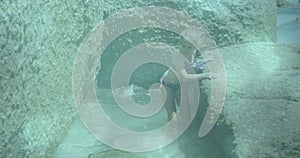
xmin=175 ymin=86 xmax=192 ymax=121
xmin=162 ymin=86 xmax=177 ymax=121
xmin=175 ymin=87 xmax=181 ymax=108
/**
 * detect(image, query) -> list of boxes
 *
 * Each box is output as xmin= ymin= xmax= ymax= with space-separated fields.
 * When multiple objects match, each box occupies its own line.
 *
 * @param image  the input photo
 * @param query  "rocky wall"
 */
xmin=98 ymin=0 xmax=277 ymax=88
xmin=0 ymin=1 xmax=103 ymax=157
xmin=220 ymin=43 xmax=300 ymax=158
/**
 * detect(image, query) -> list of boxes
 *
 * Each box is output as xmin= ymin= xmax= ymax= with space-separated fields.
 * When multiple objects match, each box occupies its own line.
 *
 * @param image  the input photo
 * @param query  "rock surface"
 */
xmin=220 ymin=43 xmax=300 ymax=158
xmin=276 ymin=0 xmax=293 ymax=7
xmin=0 ymin=1 xmax=103 ymax=157
xmin=98 ymin=0 xmax=277 ymax=88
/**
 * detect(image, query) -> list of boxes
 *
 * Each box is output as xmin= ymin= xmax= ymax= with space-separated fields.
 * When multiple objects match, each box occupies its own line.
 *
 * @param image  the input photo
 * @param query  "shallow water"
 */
xmin=277 ymin=8 xmax=300 ymax=44
xmin=55 ymin=88 xmax=236 ymax=158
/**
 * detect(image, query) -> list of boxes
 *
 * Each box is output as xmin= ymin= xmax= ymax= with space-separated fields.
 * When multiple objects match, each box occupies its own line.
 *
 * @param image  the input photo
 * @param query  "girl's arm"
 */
xmin=181 ymin=69 xmax=216 ymax=80
xmin=172 ymin=51 xmax=216 ymax=80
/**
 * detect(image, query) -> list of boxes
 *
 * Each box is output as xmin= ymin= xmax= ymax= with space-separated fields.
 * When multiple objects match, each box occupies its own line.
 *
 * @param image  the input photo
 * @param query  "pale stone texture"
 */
xmin=0 ymin=0 xmax=103 ymax=157
xmin=219 ymin=43 xmax=300 ymax=158
xmin=102 ymin=0 xmax=277 ymax=47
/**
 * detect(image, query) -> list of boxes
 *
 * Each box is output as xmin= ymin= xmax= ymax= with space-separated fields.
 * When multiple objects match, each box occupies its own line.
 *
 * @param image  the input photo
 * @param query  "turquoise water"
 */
xmin=277 ymin=8 xmax=300 ymax=43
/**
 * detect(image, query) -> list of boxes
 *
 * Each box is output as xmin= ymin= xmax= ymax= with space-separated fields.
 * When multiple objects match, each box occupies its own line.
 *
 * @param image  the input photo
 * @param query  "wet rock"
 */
xmin=276 ymin=0 xmax=293 ymax=8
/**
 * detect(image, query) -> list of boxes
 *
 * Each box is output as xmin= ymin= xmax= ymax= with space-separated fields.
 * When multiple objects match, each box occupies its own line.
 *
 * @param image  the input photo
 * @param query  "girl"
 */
xmin=160 ymin=37 xmax=214 ymax=121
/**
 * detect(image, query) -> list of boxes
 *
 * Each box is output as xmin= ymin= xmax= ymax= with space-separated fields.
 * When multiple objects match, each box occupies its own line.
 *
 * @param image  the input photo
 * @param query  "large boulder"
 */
xmin=219 ymin=43 xmax=300 ymax=158
xmin=102 ymin=0 xmax=276 ymax=46
xmin=0 ymin=1 xmax=102 ymax=157
xmin=97 ymin=0 xmax=277 ymax=88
